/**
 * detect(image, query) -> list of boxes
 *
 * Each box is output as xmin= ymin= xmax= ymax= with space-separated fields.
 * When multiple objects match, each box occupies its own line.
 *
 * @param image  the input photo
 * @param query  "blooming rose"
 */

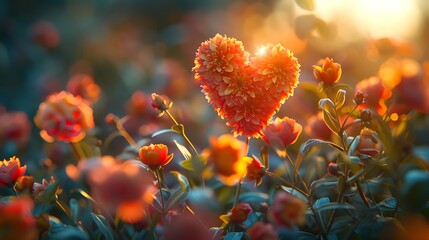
xmin=262 ymin=117 xmax=302 ymax=150
xmin=356 ymin=77 xmax=392 ymax=115
xmin=139 ymin=144 xmax=174 ymax=170
xmin=230 ymin=203 xmax=252 ymax=224
xmin=0 ymin=156 xmax=27 ymax=186
xmin=268 ymin=191 xmax=306 ymax=228
xmin=34 ymin=91 xmax=94 ymax=143
xmin=313 ymin=57 xmax=342 ymax=84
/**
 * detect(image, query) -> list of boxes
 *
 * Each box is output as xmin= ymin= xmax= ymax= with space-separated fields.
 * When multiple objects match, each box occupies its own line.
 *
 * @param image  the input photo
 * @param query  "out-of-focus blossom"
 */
xmin=243 ymin=156 xmax=266 ymax=186
xmin=246 ymin=222 xmax=278 ymax=240
xmin=312 ymin=58 xmax=342 ymax=84
xmin=34 ymin=91 xmax=94 ymax=143
xmin=378 ymin=58 xmax=420 ymax=90
xmin=262 ymin=117 xmax=302 ymax=150
xmin=32 ymin=176 xmax=61 ymax=202
xmin=138 ymin=144 xmax=174 ymax=170
xmin=31 ymin=21 xmax=59 ymax=48
xmin=126 ymin=91 xmax=159 ymax=119
xmin=360 ymin=109 xmax=373 ymax=123
xmin=268 ymin=191 xmax=306 ymax=228
xmin=205 ymin=134 xmax=250 ymax=186
xmin=357 ymin=128 xmax=380 ymax=157
xmin=304 ymin=112 xmax=332 ymax=140
xmin=151 ymin=93 xmax=172 ymax=112
xmin=230 ymin=203 xmax=252 ymax=224
xmin=66 ymin=155 xmax=116 ymax=181
xmin=14 ymin=176 xmax=34 ymax=193
xmin=0 ymin=156 xmax=27 ymax=186
xmin=193 ymin=35 xmax=299 ymax=137
xmin=393 ymin=72 xmax=429 ymax=114
xmin=88 ymin=161 xmax=155 ymax=223
xmin=0 ymin=197 xmax=38 ymax=240
xmin=0 ymin=110 xmax=32 ymax=150
xmin=164 ymin=213 xmax=209 ymax=240
xmin=67 ymin=74 xmax=101 ymax=104
xmin=356 ymin=77 xmax=392 ymax=115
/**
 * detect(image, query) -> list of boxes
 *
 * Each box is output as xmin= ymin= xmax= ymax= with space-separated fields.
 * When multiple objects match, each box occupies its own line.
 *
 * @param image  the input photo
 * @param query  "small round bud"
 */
xmin=327 ymin=162 xmax=340 ymax=176
xmin=360 ymin=109 xmax=373 ymax=122
xmin=151 ymin=93 xmax=172 ymax=112
xmin=353 ymin=92 xmax=367 ymax=105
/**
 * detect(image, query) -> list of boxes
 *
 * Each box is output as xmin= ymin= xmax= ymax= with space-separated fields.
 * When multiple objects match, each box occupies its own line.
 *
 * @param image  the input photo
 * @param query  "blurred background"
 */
xmin=1 ymin=0 xmax=429 ymax=165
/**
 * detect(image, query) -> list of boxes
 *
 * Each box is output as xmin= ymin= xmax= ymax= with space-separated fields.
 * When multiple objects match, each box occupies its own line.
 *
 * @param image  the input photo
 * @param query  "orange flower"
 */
xmin=356 ymin=77 xmax=392 ymax=115
xmin=14 ymin=176 xmax=34 ymax=193
xmin=139 ymin=144 xmax=174 ymax=170
xmin=206 ymin=134 xmax=250 ymax=186
xmin=246 ymin=222 xmax=278 ymax=240
xmin=34 ymin=91 xmax=94 ymax=143
xmin=88 ymin=161 xmax=155 ymax=223
xmin=262 ymin=117 xmax=302 ymax=150
xmin=0 ymin=197 xmax=38 ymax=240
xmin=268 ymin=191 xmax=306 ymax=228
xmin=126 ymin=91 xmax=159 ymax=119
xmin=313 ymin=57 xmax=342 ymax=84
xmin=304 ymin=112 xmax=332 ymax=140
xmin=230 ymin=203 xmax=252 ymax=224
xmin=243 ymin=156 xmax=266 ymax=186
xmin=67 ymin=74 xmax=101 ymax=104
xmin=252 ymin=44 xmax=300 ymax=103
xmin=0 ymin=156 xmax=27 ymax=186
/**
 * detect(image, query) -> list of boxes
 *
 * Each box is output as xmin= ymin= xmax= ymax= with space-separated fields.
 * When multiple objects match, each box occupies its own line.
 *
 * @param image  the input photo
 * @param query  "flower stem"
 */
xmin=155 ymin=169 xmax=166 ymax=216
xmin=116 ymin=117 xmax=137 ymax=147
xmin=286 ymin=153 xmax=309 ymax=193
xmin=232 ymin=179 xmax=242 ymax=208
xmin=266 ymin=171 xmax=309 ymax=198
xmin=70 ymin=142 xmax=85 ymax=161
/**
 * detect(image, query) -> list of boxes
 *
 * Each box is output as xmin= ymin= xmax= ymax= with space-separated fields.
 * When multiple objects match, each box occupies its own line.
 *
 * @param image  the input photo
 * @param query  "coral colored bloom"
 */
xmin=206 ymin=134 xmax=250 ymax=186
xmin=252 ymin=43 xmax=300 ymax=103
xmin=230 ymin=203 xmax=252 ymax=224
xmin=126 ymin=91 xmax=159 ymax=119
xmin=139 ymin=144 xmax=174 ymax=170
xmin=0 ymin=156 xmax=27 ymax=186
xmin=193 ymin=35 xmax=300 ymax=137
xmin=268 ymin=191 xmax=306 ymax=228
xmin=356 ymin=77 xmax=392 ymax=115
xmin=246 ymin=222 xmax=278 ymax=240
xmin=313 ymin=57 xmax=342 ymax=84
xmin=67 ymin=74 xmax=101 ymax=104
xmin=0 ymin=197 xmax=38 ymax=240
xmin=66 ymin=155 xmax=116 ymax=181
xmin=31 ymin=21 xmax=59 ymax=48
xmin=34 ymin=91 xmax=94 ymax=143
xmin=304 ymin=112 xmax=332 ymax=140
xmin=88 ymin=161 xmax=155 ymax=223
xmin=393 ymin=73 xmax=429 ymax=114
xmin=262 ymin=117 xmax=302 ymax=150
xmin=356 ymin=128 xmax=380 ymax=157
xmin=151 ymin=93 xmax=172 ymax=112
xmin=14 ymin=176 xmax=34 ymax=193
xmin=32 ymin=176 xmax=61 ymax=202
xmin=243 ymin=156 xmax=266 ymax=186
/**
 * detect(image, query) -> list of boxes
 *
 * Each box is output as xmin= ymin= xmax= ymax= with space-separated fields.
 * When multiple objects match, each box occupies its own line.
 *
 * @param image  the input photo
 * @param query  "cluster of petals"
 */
xmin=34 ymin=91 xmax=94 ymax=143
xmin=268 ymin=191 xmax=306 ymax=228
xmin=262 ymin=116 xmax=302 ymax=150
xmin=205 ymin=134 xmax=250 ymax=186
xmin=0 ymin=108 xmax=32 ymax=150
xmin=304 ymin=112 xmax=332 ymax=140
xmin=67 ymin=74 xmax=101 ymax=104
xmin=0 ymin=156 xmax=27 ymax=186
xmin=88 ymin=161 xmax=155 ymax=223
xmin=138 ymin=144 xmax=174 ymax=170
xmin=193 ymin=34 xmax=300 ymax=137
xmin=0 ymin=197 xmax=38 ymax=240
xmin=312 ymin=57 xmax=342 ymax=84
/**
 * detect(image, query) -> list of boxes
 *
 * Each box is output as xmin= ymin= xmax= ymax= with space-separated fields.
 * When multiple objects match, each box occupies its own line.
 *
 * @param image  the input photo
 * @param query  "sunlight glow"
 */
xmin=257 ymin=46 xmax=267 ymax=56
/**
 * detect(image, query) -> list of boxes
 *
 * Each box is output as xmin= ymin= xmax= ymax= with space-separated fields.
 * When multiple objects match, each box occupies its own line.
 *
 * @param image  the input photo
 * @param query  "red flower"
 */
xmin=0 ymin=110 xmax=32 ymax=150
xmin=67 ymin=74 xmax=101 ymax=104
xmin=31 ymin=21 xmax=59 ymax=48
xmin=0 ymin=156 xmax=27 ymax=186
xmin=230 ymin=203 xmax=252 ymax=224
xmin=304 ymin=112 xmax=332 ymax=141
xmin=356 ymin=77 xmax=392 ymax=115
xmin=0 ymin=197 xmax=38 ymax=240
xmin=268 ymin=191 xmax=306 ymax=228
xmin=313 ymin=57 xmax=342 ymax=84
xmin=34 ymin=91 xmax=94 ymax=143
xmin=139 ymin=144 xmax=174 ymax=170
xmin=262 ymin=117 xmax=302 ymax=149
xmin=88 ymin=161 xmax=155 ymax=223
xmin=246 ymin=222 xmax=278 ymax=240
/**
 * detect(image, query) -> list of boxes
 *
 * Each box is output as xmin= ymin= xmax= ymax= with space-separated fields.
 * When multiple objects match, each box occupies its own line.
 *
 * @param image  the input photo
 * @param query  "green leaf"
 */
xmin=170 ymin=171 xmax=190 ymax=192
xmin=40 ymin=182 xmax=60 ymax=205
xmin=173 ymin=140 xmax=192 ymax=160
xmin=260 ymin=145 xmax=269 ymax=169
xmin=295 ymin=231 xmax=319 ymax=240
xmin=319 ymin=98 xmax=340 ymax=134
xmin=281 ymin=186 xmax=308 ymax=203
xmin=237 ymin=192 xmax=269 ymax=203
xmin=300 ymin=139 xmax=344 ymax=155
xmin=335 ymin=89 xmax=346 ymax=109
xmin=69 ymin=199 xmax=79 ymax=223
xmin=316 ymin=202 xmax=356 ymax=212
xmin=171 ymin=124 xmax=185 ymax=135
xmin=91 ymin=213 xmax=115 ymax=240
xmin=347 ymin=136 xmax=360 ymax=156
xmin=180 ymin=159 xmax=194 ymax=171
xmin=151 ymin=129 xmax=177 ymax=138
xmin=71 ymin=189 xmax=98 ymax=204
xmin=295 ymin=0 xmax=315 ymax=11
xmin=224 ymin=232 xmax=243 ymax=240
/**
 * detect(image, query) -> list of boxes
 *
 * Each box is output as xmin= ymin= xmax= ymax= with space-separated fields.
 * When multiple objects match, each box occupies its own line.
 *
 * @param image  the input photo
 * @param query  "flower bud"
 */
xmin=151 ymin=93 xmax=172 ymax=112
xmin=15 ymin=176 xmax=34 ymax=193
xmin=230 ymin=203 xmax=252 ymax=224
xmin=360 ymin=109 xmax=373 ymax=122
xmin=353 ymin=92 xmax=367 ymax=105
xmin=327 ymin=162 xmax=340 ymax=176
xmin=139 ymin=144 xmax=174 ymax=170
xmin=313 ymin=58 xmax=342 ymax=84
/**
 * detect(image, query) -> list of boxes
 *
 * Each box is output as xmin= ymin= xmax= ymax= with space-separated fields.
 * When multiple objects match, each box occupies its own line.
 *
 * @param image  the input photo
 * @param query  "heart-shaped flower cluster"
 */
xmin=193 ymin=34 xmax=300 ymax=137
